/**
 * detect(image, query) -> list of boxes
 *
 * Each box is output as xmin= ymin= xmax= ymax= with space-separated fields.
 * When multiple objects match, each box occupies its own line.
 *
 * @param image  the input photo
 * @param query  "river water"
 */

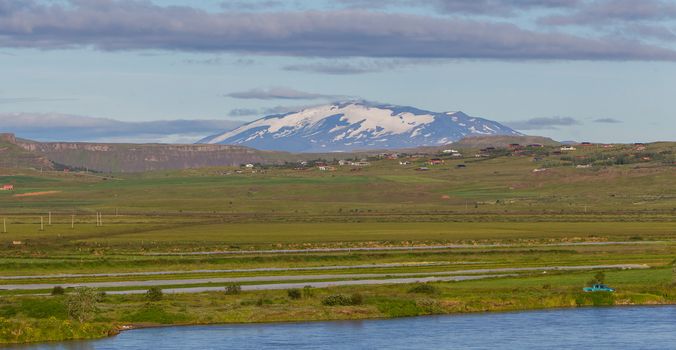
xmin=7 ymin=306 xmax=676 ymax=350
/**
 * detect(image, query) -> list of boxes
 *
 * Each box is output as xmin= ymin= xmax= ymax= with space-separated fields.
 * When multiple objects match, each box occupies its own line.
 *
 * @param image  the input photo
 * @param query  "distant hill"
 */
xmin=199 ymin=101 xmax=522 ymax=152
xmin=14 ymin=139 xmax=305 ymax=173
xmin=0 ymin=133 xmax=54 ymax=170
xmin=452 ymin=135 xmax=560 ymax=149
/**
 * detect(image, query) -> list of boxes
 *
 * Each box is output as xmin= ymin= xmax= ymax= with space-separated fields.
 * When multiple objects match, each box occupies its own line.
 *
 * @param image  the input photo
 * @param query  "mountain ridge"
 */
xmin=199 ymin=101 xmax=522 ymax=152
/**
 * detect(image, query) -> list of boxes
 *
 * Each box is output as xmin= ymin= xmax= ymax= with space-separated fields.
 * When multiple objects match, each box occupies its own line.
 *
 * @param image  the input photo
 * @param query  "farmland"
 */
xmin=0 ymin=141 xmax=674 ymax=344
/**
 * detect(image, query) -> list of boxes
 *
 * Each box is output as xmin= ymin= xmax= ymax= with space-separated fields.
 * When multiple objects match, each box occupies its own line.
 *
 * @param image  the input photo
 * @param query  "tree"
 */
xmin=225 ymin=283 xmax=241 ymax=295
xmin=66 ymin=287 xmax=99 ymax=323
xmin=587 ymin=271 xmax=606 ymax=286
xmin=594 ymin=271 xmax=606 ymax=284
xmin=145 ymin=287 xmax=163 ymax=301
xmin=287 ymin=288 xmax=302 ymax=300
xmin=51 ymin=286 xmax=65 ymax=296
xmin=302 ymin=285 xmax=314 ymax=299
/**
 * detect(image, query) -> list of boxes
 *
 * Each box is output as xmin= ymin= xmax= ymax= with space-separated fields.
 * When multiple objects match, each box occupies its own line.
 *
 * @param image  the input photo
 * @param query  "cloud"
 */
xmin=506 ymin=116 xmax=581 ymax=130
xmin=622 ymin=24 xmax=676 ymax=42
xmin=0 ymin=113 xmax=244 ymax=143
xmin=0 ymin=97 xmax=76 ymax=104
xmin=228 ymin=108 xmax=260 ymax=117
xmin=283 ymin=59 xmax=444 ymax=75
xmin=284 ymin=62 xmax=379 ymax=75
xmin=219 ymin=0 xmax=287 ymax=11
xmin=227 ymin=104 xmax=323 ymax=117
xmin=225 ymin=87 xmax=349 ymax=100
xmin=541 ymin=0 xmax=676 ymax=26
xmin=334 ymin=0 xmax=579 ymax=15
xmin=593 ymin=117 xmax=622 ymax=123
xmin=182 ymin=57 xmax=257 ymax=65
xmin=0 ymin=1 xmax=674 ymax=61
xmin=431 ymin=0 xmax=580 ymax=16
xmin=182 ymin=57 xmax=224 ymax=65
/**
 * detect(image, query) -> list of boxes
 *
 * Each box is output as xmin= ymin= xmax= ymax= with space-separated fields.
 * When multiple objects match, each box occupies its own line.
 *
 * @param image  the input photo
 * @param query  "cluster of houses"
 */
xmin=0 ymin=184 xmax=13 ymax=191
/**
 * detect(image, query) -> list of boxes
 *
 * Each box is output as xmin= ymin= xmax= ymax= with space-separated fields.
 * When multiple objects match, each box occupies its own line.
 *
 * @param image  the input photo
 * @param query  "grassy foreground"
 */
xmin=0 ymin=142 xmax=674 ymax=344
xmin=1 ymin=267 xmax=674 ymax=344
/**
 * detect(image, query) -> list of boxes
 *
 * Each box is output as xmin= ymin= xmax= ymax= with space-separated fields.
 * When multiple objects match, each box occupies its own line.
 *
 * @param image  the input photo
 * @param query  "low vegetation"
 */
xmin=145 ymin=287 xmax=163 ymax=302
xmin=0 ymin=141 xmax=673 ymax=344
xmin=224 ymin=284 xmax=242 ymax=295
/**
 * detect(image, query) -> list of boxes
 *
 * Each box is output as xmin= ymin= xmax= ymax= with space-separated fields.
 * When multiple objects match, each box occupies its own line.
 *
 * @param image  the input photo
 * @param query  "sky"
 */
xmin=0 ymin=0 xmax=675 ymax=143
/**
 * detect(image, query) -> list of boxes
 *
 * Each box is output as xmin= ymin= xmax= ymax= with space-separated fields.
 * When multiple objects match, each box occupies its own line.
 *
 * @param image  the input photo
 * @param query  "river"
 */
xmin=7 ymin=306 xmax=675 ymax=350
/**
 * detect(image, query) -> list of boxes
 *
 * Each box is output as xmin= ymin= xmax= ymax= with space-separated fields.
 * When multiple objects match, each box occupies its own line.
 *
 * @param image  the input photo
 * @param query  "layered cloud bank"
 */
xmin=0 ymin=113 xmax=243 ymax=143
xmin=0 ymin=0 xmax=674 ymax=61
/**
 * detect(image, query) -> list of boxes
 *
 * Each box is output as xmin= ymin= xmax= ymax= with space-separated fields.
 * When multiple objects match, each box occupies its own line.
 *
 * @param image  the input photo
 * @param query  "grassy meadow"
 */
xmin=0 ymin=142 xmax=674 ymax=343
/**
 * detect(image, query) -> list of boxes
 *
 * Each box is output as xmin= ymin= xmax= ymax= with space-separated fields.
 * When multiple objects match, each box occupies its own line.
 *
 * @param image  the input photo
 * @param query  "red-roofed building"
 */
xmin=1 ymin=184 xmax=14 ymax=191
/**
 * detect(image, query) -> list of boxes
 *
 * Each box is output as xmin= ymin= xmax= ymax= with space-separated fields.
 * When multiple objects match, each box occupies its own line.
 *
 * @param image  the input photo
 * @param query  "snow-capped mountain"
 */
xmin=199 ymin=102 xmax=522 ymax=152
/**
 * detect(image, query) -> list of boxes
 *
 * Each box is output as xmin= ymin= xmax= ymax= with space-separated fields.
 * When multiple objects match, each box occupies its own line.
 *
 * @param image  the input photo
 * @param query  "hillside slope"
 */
xmin=14 ymin=139 xmax=299 ymax=173
xmin=0 ymin=133 xmax=54 ymax=170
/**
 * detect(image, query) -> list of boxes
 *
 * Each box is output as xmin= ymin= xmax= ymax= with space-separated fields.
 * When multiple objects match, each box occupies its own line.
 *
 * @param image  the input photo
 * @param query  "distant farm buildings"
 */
xmin=350 ymin=161 xmax=371 ymax=167
xmin=442 ymin=149 xmax=462 ymax=157
xmin=1 ymin=184 xmax=13 ymax=191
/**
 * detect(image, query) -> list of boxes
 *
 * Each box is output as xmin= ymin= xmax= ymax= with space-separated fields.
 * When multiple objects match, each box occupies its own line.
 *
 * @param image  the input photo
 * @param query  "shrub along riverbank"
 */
xmin=1 ymin=268 xmax=674 ymax=345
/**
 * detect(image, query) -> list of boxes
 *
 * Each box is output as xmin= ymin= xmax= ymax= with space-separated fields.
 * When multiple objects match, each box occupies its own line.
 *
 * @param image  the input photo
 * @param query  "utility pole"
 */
xmin=40 ymin=216 xmax=44 ymax=231
xmin=71 ymin=215 xmax=74 ymax=229
xmin=3 ymin=218 xmax=6 ymax=233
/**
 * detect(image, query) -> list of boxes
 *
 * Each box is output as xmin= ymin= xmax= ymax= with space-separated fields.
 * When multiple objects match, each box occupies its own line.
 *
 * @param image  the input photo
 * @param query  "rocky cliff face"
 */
xmin=13 ymin=140 xmax=293 ymax=172
xmin=0 ymin=133 xmax=54 ymax=170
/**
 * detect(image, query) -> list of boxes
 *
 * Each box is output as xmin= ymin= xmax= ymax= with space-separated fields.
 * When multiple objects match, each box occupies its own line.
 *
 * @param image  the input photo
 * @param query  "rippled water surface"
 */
xmin=9 ymin=306 xmax=676 ymax=350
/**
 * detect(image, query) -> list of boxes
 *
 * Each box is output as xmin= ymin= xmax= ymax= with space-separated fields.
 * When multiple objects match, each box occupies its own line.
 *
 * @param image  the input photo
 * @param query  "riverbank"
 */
xmin=39 ymin=305 xmax=676 ymax=349
xmin=1 ymin=267 xmax=674 ymax=345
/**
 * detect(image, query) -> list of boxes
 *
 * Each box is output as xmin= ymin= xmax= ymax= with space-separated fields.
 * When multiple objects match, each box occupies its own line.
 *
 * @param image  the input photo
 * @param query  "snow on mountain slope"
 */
xmin=199 ymin=102 xmax=522 ymax=152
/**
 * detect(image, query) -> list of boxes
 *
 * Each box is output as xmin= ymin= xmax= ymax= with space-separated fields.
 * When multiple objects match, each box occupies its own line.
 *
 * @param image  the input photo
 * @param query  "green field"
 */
xmin=0 ymin=142 xmax=674 ymax=344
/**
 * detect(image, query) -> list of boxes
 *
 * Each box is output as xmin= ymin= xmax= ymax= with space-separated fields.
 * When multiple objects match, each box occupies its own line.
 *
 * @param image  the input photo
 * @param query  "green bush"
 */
xmin=350 ymin=293 xmax=363 ymax=305
xmin=20 ymin=299 xmax=68 ymax=319
xmin=408 ymin=283 xmax=438 ymax=294
xmin=287 ymin=289 xmax=302 ymax=300
xmin=575 ymin=292 xmax=615 ymax=306
xmin=376 ymin=299 xmax=421 ymax=317
xmin=66 ymin=287 xmax=99 ymax=323
xmin=123 ymin=305 xmax=189 ymax=324
xmin=416 ymin=298 xmax=443 ymax=314
xmin=321 ymin=294 xmax=354 ymax=306
xmin=321 ymin=293 xmax=363 ymax=306
xmin=145 ymin=287 xmax=163 ymax=302
xmin=587 ymin=271 xmax=607 ymax=287
xmin=51 ymin=286 xmax=65 ymax=296
xmin=0 ymin=317 xmax=112 ymax=344
xmin=302 ymin=286 xmax=315 ymax=299
xmin=224 ymin=284 xmax=242 ymax=295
